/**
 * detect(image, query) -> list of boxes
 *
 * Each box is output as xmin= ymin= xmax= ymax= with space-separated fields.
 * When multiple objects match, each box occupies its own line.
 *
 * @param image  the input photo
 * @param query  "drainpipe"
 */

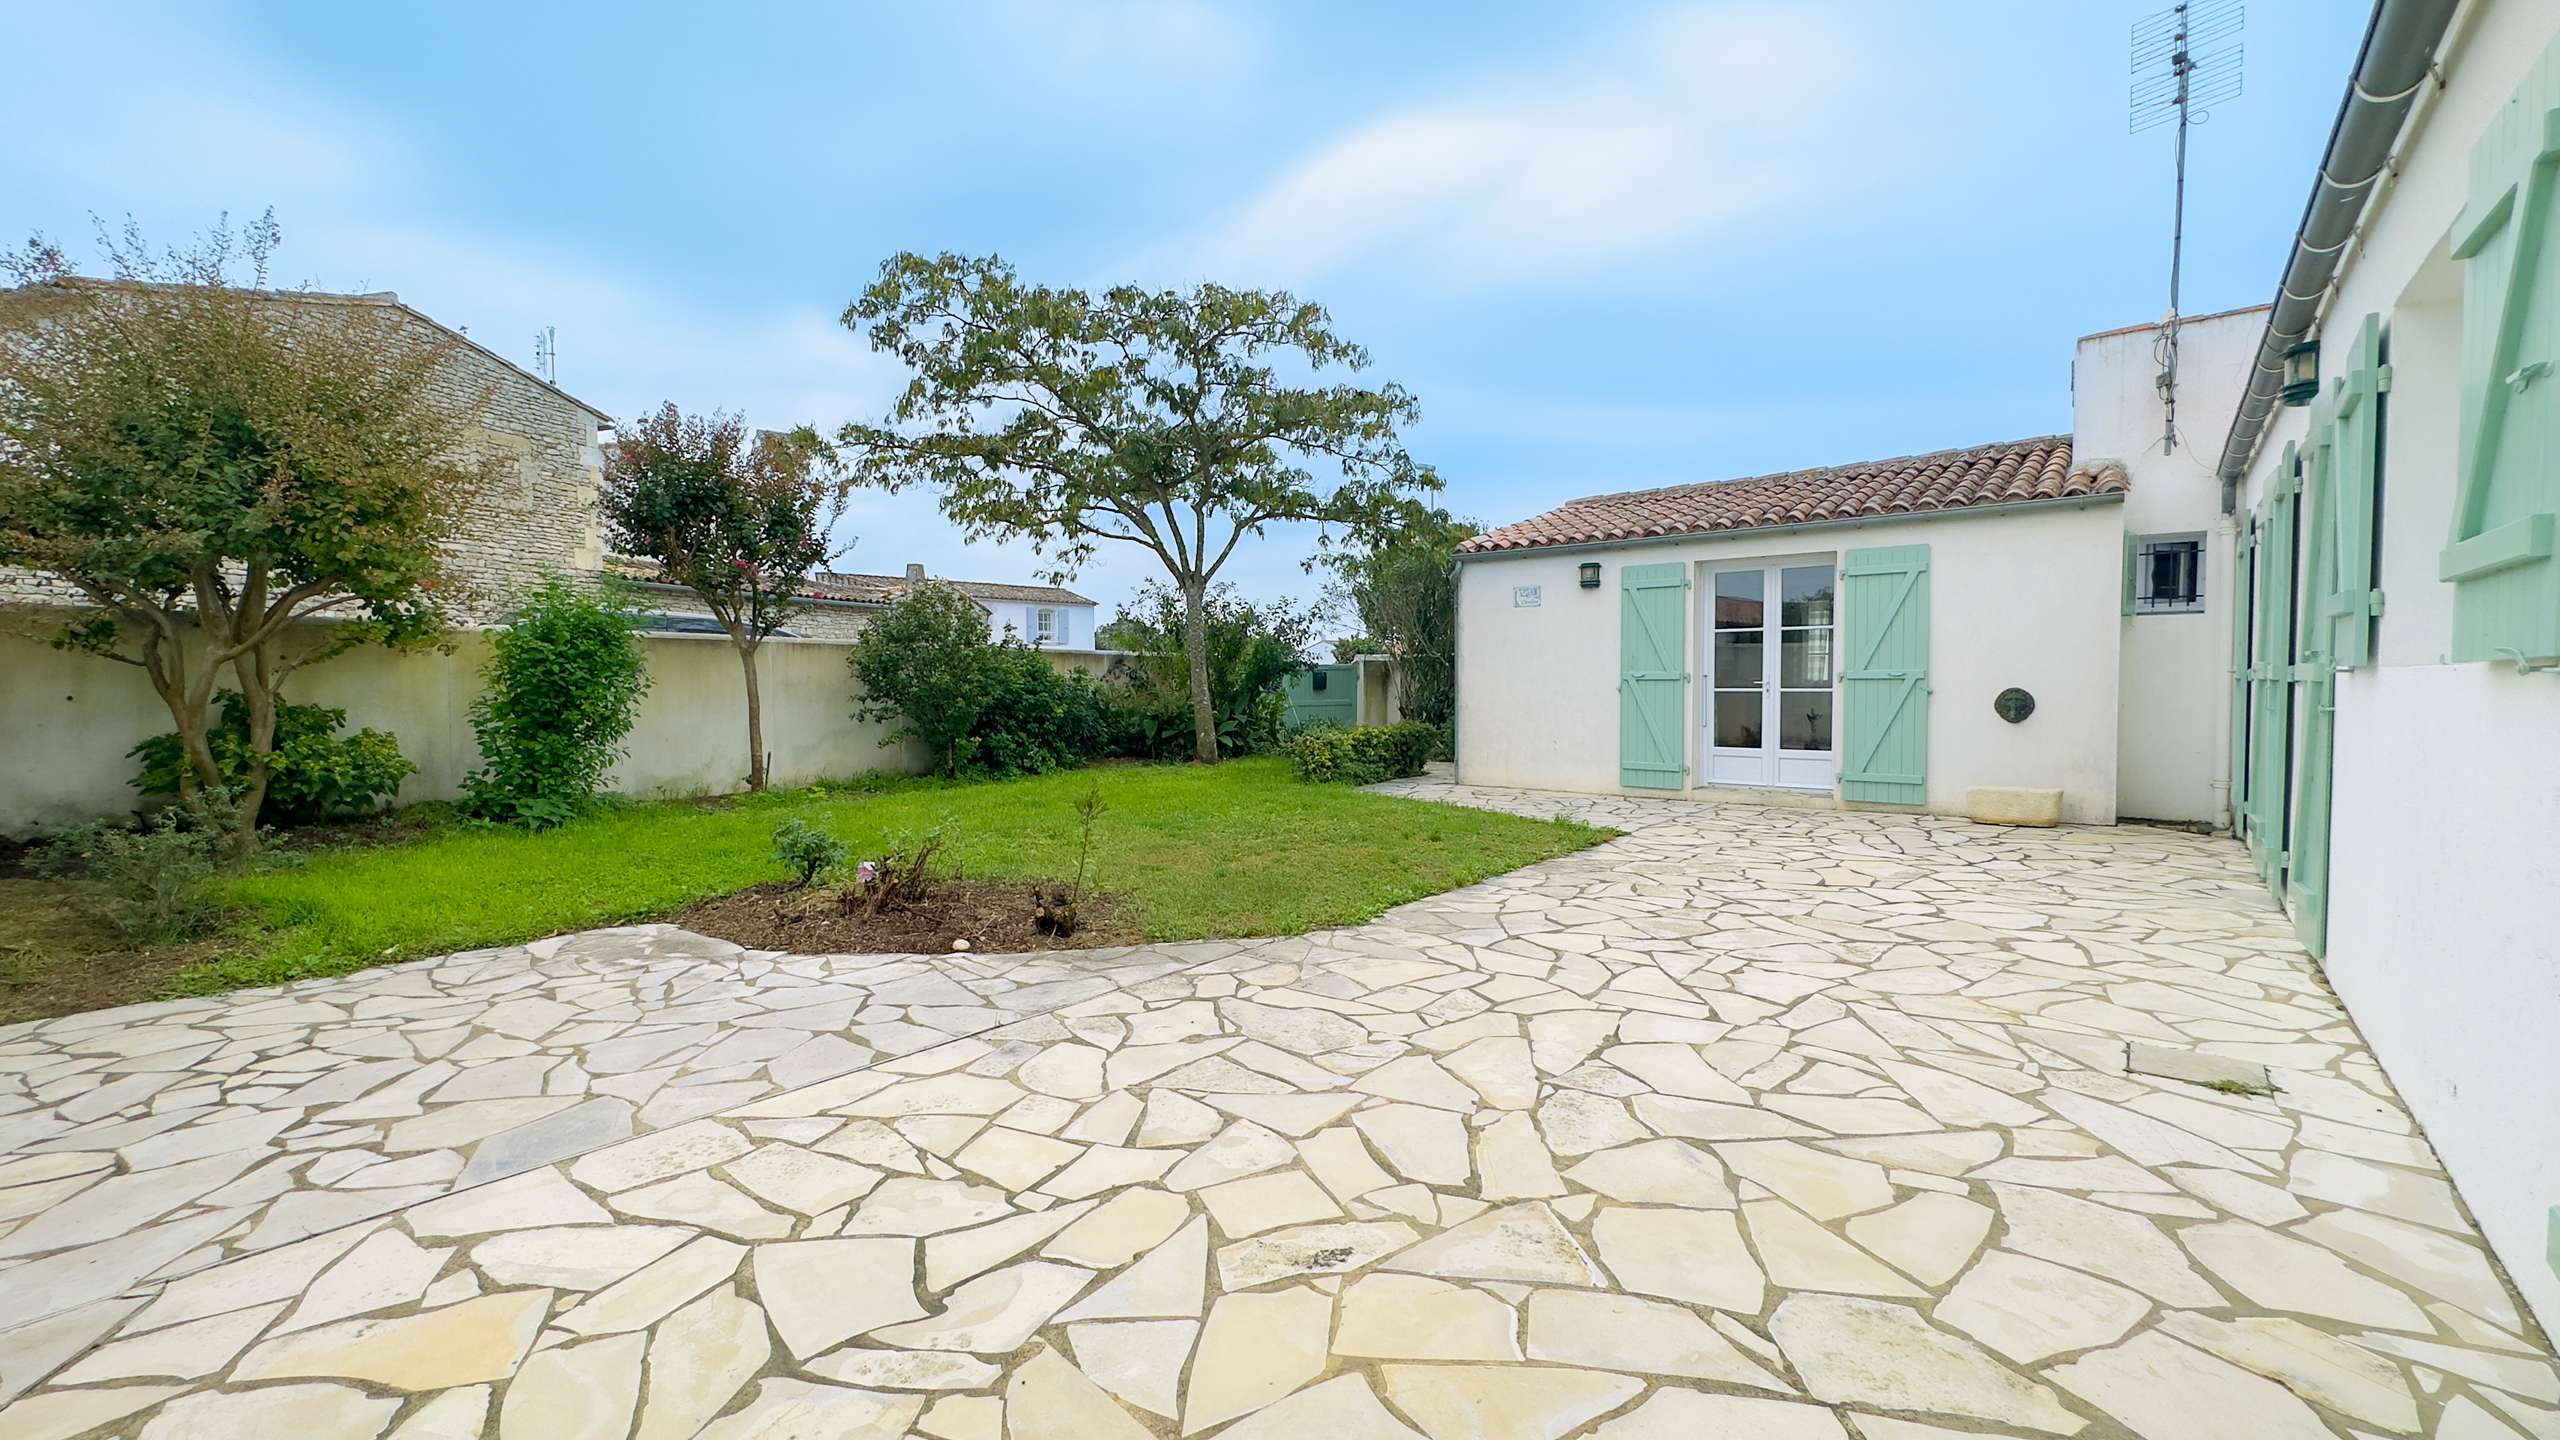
xmin=2215 ymin=0 xmax=2459 ymax=511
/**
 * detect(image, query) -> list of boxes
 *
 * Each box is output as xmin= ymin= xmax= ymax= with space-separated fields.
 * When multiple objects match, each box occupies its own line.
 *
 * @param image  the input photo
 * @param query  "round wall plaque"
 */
xmin=1994 ymin=687 xmax=2036 ymax=724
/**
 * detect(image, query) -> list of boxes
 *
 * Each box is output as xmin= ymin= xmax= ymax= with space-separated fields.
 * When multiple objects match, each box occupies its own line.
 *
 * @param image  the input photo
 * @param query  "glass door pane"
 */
xmin=1776 ymin=565 xmax=1834 ymax=755
xmin=1714 ymin=631 xmax=1764 ymax=686
xmin=1780 ymin=566 xmax=1834 ymax=626
xmin=1713 ymin=570 xmax=1763 ymax=629
xmin=1710 ymin=569 xmax=1766 ymax=757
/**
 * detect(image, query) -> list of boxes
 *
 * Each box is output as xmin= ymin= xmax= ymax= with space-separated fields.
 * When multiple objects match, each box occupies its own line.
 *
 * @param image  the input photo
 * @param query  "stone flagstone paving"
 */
xmin=0 ymin=925 xmax=1220 ymax=1335
xmin=2 ymin=777 xmax=2556 ymax=1438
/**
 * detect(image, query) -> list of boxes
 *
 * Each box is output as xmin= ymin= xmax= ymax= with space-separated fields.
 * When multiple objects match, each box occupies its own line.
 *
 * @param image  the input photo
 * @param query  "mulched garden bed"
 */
xmin=673 ymin=876 xmax=1140 ymax=956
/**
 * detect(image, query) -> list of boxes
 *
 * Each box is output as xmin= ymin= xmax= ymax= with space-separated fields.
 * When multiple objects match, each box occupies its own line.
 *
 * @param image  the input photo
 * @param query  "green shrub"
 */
xmin=1095 ymin=582 xmax=1316 ymax=759
xmin=131 ymin=693 xmax=414 ymax=826
xmin=32 ymin=792 xmax=236 ymax=942
xmin=771 ymin=818 xmax=849 ymax=888
xmin=1285 ymin=720 xmax=1440 ymax=786
xmin=461 ymin=578 xmax=652 ymax=829
xmin=850 ymin=586 xmax=1106 ymax=778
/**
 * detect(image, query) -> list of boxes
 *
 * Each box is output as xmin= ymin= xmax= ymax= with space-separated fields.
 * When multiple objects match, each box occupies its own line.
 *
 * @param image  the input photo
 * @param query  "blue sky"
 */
xmin=2 ymin=2 xmax=2362 ymax=629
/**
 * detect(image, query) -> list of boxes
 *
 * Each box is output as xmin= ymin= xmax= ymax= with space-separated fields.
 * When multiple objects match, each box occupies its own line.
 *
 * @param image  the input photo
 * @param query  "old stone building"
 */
xmin=0 ymin=284 xmax=614 ymax=622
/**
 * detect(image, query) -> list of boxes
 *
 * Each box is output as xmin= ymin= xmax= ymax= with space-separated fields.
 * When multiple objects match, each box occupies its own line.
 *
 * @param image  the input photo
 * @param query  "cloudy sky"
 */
xmin=2 ymin=2 xmax=2361 ymax=629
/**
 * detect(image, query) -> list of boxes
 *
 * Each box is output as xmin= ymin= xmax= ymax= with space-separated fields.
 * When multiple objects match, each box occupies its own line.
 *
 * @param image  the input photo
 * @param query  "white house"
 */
xmin=1455 ymin=0 xmax=2560 ymax=1332
xmin=1457 ymin=436 xmax=2142 ymax=827
xmin=2212 ymin=0 xmax=2560 ymax=1335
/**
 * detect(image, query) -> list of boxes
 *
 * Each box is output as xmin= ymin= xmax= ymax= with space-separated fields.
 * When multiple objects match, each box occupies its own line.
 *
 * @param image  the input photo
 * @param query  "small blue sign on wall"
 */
xmin=1512 ymin=585 xmax=1543 ymax=608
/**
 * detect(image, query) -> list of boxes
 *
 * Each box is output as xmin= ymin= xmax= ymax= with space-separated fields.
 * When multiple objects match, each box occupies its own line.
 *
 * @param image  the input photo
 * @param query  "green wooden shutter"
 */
xmin=2291 ymin=401 xmax=2340 ymax=955
xmin=2328 ymin=312 xmax=2388 ymax=668
xmin=2121 ymin=533 xmax=2138 ymax=616
xmin=2443 ymin=38 xmax=2560 ymax=670
xmin=1619 ymin=562 xmax=1690 ymax=790
xmin=1840 ymin=545 xmax=1930 ymax=805
xmin=2248 ymin=455 xmax=2300 ymax=888
xmin=2228 ymin=516 xmax=2257 ymax=831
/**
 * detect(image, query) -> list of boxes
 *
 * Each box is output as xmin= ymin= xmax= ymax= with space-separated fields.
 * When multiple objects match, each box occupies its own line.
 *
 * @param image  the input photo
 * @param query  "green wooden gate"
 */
xmin=1840 ymin=545 xmax=1931 ymax=806
xmin=1618 ymin=562 xmax=1690 ymax=790
xmin=1283 ymin=664 xmax=1358 ymax=730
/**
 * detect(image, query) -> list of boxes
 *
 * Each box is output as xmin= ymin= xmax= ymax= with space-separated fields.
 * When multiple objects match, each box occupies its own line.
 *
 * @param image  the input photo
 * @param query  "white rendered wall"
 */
xmin=0 ymin=621 xmax=951 ymax=833
xmin=2074 ymin=306 xmax=2264 ymax=823
xmin=2226 ymin=0 xmax=2560 ymax=1334
xmin=1453 ymin=500 xmax=2124 ymax=822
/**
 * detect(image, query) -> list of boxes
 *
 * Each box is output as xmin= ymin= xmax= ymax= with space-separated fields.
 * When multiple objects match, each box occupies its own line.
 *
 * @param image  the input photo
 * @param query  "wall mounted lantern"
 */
xmin=2279 ymin=339 xmax=2321 ymax=406
xmin=1578 ymin=562 xmax=1602 ymax=589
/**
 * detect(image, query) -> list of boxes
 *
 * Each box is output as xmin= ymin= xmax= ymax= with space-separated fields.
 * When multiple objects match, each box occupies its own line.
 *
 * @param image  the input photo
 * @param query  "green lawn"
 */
xmin=185 ymin=758 xmax=1610 ymax=995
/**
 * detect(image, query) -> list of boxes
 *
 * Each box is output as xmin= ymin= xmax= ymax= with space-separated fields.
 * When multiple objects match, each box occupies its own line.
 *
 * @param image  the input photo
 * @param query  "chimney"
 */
xmin=905 ymin=563 xmax=927 ymax=584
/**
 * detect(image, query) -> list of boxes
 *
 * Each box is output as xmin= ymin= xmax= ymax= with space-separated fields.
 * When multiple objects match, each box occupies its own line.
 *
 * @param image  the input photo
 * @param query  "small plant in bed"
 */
xmin=686 ymin=818 xmax=1135 ymax=956
xmin=1033 ymin=778 xmax=1108 ymax=939
xmin=771 ymin=818 xmax=849 ymax=889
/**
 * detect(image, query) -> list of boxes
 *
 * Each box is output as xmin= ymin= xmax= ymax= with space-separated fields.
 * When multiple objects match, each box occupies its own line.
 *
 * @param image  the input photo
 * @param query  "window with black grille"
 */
xmin=2134 ymin=534 xmax=2206 ymax=614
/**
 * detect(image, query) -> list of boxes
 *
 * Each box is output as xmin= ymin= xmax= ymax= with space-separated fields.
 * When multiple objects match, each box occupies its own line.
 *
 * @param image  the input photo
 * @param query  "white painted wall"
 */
xmin=2227 ymin=0 xmax=2560 ymax=1334
xmin=1454 ymin=499 xmax=2125 ymax=822
xmin=0 ymin=619 xmax=958 ymax=834
xmin=2074 ymin=306 xmax=2264 ymax=823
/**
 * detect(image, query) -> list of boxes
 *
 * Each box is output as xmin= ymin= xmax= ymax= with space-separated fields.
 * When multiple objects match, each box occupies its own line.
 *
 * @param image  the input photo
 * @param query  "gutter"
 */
xmin=1452 ymin=492 xmax=2126 ymax=565
xmin=2215 ymin=0 xmax=2459 ymax=510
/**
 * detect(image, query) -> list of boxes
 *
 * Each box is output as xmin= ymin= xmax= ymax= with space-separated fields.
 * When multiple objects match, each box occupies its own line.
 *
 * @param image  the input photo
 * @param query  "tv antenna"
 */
xmin=532 ymin=325 xmax=558 ymax=385
xmin=2131 ymin=0 xmax=2243 ymax=454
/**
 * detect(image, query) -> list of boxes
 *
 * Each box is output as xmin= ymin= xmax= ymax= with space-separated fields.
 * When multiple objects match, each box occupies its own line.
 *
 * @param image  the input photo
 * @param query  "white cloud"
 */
xmin=1137 ymin=3 xmax=1884 ymax=292
xmin=980 ymin=0 xmax=1265 ymax=96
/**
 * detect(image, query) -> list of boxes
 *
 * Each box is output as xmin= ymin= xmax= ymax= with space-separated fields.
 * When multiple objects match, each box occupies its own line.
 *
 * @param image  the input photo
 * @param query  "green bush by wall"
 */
xmin=1285 ymin=721 xmax=1439 ymax=786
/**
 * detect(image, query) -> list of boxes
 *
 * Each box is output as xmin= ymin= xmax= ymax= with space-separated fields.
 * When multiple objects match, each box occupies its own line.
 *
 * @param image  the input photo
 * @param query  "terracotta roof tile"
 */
xmin=1458 ymin=436 xmax=2125 ymax=555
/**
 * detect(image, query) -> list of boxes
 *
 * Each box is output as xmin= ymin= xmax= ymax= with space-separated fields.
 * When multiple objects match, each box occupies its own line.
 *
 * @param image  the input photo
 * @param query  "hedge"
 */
xmin=1285 ymin=721 xmax=1440 ymax=786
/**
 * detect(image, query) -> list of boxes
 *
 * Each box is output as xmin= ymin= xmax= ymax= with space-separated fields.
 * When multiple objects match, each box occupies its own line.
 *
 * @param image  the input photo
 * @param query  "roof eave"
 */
xmin=1454 ymin=490 xmax=2128 ymax=562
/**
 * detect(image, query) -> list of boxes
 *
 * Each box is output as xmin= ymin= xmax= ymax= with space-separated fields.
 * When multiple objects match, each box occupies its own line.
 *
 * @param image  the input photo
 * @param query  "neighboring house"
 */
xmin=607 ymin=557 xmax=1098 ymax=648
xmin=1458 ymin=0 xmax=2560 ymax=1334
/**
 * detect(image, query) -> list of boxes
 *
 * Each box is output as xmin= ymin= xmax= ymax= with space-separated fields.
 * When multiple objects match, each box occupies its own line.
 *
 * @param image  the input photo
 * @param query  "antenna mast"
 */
xmin=532 ymin=325 xmax=558 ymax=386
xmin=2131 ymin=0 xmax=2243 ymax=454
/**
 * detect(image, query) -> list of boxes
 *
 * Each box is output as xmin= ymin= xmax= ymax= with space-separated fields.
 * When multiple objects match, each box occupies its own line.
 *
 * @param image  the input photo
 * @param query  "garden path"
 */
xmin=1 ymin=778 xmax=2554 ymax=1439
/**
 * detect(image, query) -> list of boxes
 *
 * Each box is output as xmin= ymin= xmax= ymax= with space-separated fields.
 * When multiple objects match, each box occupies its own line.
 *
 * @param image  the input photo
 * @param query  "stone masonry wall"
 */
xmin=0 ymin=294 xmax=607 ymax=626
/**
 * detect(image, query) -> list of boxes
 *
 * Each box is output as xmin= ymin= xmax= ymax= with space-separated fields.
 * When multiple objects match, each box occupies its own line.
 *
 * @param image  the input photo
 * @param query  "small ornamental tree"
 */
xmin=0 ymin=214 xmax=487 ymax=851
xmin=601 ymin=404 xmax=846 ymax=792
xmin=841 ymin=253 xmax=1438 ymax=763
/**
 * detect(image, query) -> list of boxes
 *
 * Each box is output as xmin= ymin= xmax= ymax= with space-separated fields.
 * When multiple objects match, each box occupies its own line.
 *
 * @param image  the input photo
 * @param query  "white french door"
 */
xmin=1704 ymin=561 xmax=1837 ymax=789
